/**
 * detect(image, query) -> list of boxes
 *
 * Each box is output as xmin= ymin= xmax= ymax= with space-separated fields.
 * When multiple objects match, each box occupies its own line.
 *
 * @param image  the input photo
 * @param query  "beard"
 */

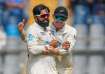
xmin=37 ymin=19 xmax=49 ymax=28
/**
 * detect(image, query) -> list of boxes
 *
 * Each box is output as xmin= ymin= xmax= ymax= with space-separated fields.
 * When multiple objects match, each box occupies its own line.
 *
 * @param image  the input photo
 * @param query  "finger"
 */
xmin=52 ymin=37 xmax=58 ymax=41
xmin=65 ymin=42 xmax=70 ymax=45
xmin=67 ymin=44 xmax=70 ymax=47
xmin=64 ymin=44 xmax=69 ymax=46
xmin=64 ymin=45 xmax=70 ymax=49
xmin=45 ymin=46 xmax=49 ymax=50
xmin=18 ymin=22 xmax=24 ymax=28
xmin=65 ymin=41 xmax=70 ymax=43
xmin=65 ymin=43 xmax=70 ymax=46
xmin=22 ymin=19 xmax=26 ymax=24
xmin=52 ymin=37 xmax=56 ymax=40
xmin=52 ymin=39 xmax=57 ymax=41
xmin=51 ymin=40 xmax=58 ymax=43
xmin=65 ymin=43 xmax=70 ymax=45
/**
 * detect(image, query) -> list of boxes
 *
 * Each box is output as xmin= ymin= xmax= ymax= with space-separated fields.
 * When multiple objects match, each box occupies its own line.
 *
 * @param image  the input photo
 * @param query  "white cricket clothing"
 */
xmin=26 ymin=22 xmax=58 ymax=74
xmin=50 ymin=24 xmax=77 ymax=74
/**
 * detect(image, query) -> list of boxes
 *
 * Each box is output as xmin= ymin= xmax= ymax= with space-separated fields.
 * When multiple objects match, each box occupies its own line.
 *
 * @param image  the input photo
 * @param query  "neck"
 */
xmin=35 ymin=21 xmax=47 ymax=31
xmin=43 ymin=27 xmax=47 ymax=31
xmin=56 ymin=28 xmax=60 ymax=32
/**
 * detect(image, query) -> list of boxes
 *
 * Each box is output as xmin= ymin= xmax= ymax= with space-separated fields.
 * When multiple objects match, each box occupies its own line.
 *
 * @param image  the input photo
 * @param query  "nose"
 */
xmin=45 ymin=15 xmax=49 ymax=19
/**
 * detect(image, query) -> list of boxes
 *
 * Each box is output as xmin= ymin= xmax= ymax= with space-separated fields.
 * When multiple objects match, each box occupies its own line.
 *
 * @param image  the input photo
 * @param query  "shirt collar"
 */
xmin=50 ymin=24 xmax=67 ymax=34
xmin=34 ymin=22 xmax=49 ymax=32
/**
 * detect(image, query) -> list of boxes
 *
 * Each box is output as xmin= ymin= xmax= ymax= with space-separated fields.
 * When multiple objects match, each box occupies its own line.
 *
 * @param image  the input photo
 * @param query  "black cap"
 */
xmin=54 ymin=6 xmax=68 ymax=21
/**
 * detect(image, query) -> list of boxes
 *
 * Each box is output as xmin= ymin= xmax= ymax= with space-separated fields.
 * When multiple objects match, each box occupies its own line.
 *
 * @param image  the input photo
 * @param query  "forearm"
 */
xmin=57 ymin=48 xmax=71 ymax=55
xmin=20 ymin=30 xmax=26 ymax=42
xmin=28 ymin=45 xmax=48 ymax=55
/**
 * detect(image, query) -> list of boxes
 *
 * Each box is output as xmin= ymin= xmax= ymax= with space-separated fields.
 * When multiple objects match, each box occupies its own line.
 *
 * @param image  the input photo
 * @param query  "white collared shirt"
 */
xmin=26 ymin=22 xmax=58 ymax=74
xmin=50 ymin=24 xmax=77 ymax=55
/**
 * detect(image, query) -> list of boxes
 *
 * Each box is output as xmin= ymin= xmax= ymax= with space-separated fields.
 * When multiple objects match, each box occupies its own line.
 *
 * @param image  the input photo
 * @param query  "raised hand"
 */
xmin=18 ymin=19 xmax=26 ymax=32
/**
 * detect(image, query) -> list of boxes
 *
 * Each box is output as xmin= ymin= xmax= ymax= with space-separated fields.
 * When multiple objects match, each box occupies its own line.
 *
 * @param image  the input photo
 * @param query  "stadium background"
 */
xmin=0 ymin=0 xmax=105 ymax=74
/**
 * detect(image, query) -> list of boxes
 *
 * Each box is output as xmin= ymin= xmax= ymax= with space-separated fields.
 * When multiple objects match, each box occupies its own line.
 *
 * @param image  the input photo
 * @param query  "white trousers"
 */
xmin=27 ymin=55 xmax=58 ymax=74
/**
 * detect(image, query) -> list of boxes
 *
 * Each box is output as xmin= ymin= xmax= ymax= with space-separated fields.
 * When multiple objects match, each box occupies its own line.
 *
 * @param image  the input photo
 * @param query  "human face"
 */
xmin=35 ymin=9 xmax=50 ymax=28
xmin=37 ymin=9 xmax=50 ymax=21
xmin=53 ymin=20 xmax=65 ymax=31
xmin=53 ymin=15 xmax=66 ymax=31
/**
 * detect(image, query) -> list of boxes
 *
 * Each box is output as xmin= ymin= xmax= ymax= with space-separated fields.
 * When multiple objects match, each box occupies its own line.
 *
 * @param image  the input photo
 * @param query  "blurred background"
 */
xmin=0 ymin=0 xmax=105 ymax=74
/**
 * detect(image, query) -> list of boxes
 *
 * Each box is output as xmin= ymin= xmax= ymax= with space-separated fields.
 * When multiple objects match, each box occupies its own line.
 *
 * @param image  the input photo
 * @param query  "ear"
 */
xmin=33 ymin=16 xmax=36 ymax=19
xmin=34 ymin=16 xmax=38 ymax=22
xmin=53 ymin=14 xmax=55 ymax=19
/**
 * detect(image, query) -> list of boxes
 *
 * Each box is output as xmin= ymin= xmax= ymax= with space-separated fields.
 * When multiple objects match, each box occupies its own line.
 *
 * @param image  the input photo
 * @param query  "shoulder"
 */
xmin=65 ymin=24 xmax=77 ymax=36
xmin=46 ymin=26 xmax=51 ymax=31
xmin=27 ymin=22 xmax=38 ymax=34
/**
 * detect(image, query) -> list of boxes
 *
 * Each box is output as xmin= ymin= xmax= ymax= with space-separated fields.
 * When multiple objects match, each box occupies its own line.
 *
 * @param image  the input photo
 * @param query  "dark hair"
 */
xmin=33 ymin=4 xmax=50 ymax=16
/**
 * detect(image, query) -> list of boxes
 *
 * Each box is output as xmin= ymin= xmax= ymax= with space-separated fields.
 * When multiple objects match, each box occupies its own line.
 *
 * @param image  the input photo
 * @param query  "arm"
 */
xmin=20 ymin=30 xmax=26 ymax=41
xmin=58 ymin=30 xmax=77 ymax=55
xmin=26 ymin=27 xmax=49 ymax=55
xmin=18 ymin=19 xmax=27 ymax=42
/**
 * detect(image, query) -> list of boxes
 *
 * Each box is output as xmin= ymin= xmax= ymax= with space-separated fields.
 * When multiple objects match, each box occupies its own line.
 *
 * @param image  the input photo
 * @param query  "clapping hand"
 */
xmin=18 ymin=19 xmax=26 ymax=32
xmin=62 ymin=41 xmax=70 ymax=50
xmin=49 ymin=39 xmax=58 ymax=48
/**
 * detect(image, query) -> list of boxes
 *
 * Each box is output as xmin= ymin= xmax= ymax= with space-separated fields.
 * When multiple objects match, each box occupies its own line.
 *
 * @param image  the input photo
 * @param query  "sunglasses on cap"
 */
xmin=54 ymin=14 xmax=67 ymax=22
xmin=36 ymin=13 xmax=50 ymax=18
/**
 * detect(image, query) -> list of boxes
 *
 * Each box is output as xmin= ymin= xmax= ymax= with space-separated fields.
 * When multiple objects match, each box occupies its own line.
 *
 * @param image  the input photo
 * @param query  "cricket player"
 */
xmin=51 ymin=6 xmax=77 ymax=74
xmin=23 ymin=4 xmax=59 ymax=74
xmin=18 ymin=6 xmax=77 ymax=74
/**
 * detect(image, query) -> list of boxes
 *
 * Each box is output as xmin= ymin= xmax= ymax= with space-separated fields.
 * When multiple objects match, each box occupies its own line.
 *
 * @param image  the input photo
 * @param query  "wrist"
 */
xmin=43 ymin=46 xmax=49 ymax=54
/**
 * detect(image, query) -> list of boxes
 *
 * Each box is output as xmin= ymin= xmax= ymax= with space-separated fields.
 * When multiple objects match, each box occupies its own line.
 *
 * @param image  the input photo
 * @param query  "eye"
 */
xmin=40 ymin=14 xmax=49 ymax=18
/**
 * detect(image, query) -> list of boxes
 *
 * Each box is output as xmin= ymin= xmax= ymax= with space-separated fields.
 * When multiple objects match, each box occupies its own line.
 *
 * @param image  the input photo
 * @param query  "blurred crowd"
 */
xmin=71 ymin=0 xmax=105 ymax=74
xmin=0 ymin=0 xmax=28 ymax=74
xmin=71 ymin=0 xmax=105 ymax=50
xmin=0 ymin=0 xmax=105 ymax=74
xmin=71 ymin=0 xmax=105 ymax=27
xmin=0 ymin=0 xmax=28 ymax=38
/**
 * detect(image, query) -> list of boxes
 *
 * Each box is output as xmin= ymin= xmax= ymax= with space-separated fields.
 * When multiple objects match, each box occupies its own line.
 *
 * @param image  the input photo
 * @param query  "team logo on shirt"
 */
xmin=28 ymin=34 xmax=37 ymax=42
